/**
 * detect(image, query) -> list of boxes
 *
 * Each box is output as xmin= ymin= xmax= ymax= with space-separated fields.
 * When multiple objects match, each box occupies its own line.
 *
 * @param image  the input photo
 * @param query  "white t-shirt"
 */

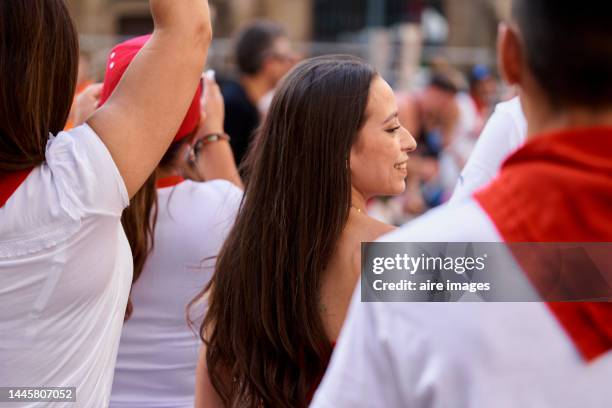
xmin=450 ymin=97 xmax=527 ymax=203
xmin=311 ymin=200 xmax=612 ymax=408
xmin=0 ymin=125 xmax=131 ymax=407
xmin=110 ymin=180 xmax=242 ymax=408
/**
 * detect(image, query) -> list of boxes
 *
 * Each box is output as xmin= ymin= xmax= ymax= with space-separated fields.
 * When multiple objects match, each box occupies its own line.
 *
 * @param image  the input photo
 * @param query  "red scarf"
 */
xmin=475 ymin=127 xmax=612 ymax=362
xmin=0 ymin=168 xmax=33 ymax=207
xmin=156 ymin=175 xmax=185 ymax=189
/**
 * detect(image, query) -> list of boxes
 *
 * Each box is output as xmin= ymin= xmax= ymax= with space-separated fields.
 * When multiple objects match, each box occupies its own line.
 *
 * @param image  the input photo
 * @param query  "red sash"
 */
xmin=156 ymin=175 xmax=185 ymax=189
xmin=475 ymin=127 xmax=612 ymax=362
xmin=0 ymin=168 xmax=33 ymax=207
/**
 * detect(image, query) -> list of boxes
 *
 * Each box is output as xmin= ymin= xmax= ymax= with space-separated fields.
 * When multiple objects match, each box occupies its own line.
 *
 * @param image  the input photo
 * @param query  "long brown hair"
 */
xmin=197 ymin=56 xmax=376 ymax=407
xmin=122 ymin=174 xmax=158 ymax=321
xmin=0 ymin=0 xmax=78 ymax=171
xmin=122 ymin=138 xmax=193 ymax=320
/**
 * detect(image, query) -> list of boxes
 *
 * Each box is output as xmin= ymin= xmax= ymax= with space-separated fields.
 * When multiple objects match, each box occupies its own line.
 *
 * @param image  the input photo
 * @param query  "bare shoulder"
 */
xmin=361 ymin=216 xmax=396 ymax=242
xmin=347 ymin=216 xmax=396 ymax=266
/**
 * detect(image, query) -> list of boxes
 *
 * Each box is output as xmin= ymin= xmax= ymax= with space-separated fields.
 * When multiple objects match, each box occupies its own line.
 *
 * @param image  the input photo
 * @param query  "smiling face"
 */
xmin=350 ymin=76 xmax=417 ymax=198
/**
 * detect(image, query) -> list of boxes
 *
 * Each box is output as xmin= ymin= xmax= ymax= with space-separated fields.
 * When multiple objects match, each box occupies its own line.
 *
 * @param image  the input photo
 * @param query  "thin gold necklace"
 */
xmin=350 ymin=205 xmax=364 ymax=214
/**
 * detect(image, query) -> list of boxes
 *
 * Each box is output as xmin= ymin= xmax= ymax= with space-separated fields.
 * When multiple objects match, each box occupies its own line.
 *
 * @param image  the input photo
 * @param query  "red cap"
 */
xmin=99 ymin=35 xmax=202 ymax=143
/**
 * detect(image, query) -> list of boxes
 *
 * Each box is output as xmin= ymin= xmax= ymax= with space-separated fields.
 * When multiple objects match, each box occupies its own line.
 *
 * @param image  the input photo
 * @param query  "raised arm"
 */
xmin=88 ymin=0 xmax=212 ymax=197
xmin=196 ymin=75 xmax=244 ymax=189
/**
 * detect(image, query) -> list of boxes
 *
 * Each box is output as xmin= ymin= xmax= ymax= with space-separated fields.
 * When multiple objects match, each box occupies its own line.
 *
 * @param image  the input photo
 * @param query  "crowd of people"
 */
xmin=1 ymin=0 xmax=611 ymax=407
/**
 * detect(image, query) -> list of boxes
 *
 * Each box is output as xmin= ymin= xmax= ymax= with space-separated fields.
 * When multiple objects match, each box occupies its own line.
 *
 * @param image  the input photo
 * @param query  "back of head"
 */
xmin=202 ymin=55 xmax=376 ymax=407
xmin=235 ymin=20 xmax=286 ymax=76
xmin=0 ymin=0 xmax=78 ymax=171
xmin=469 ymin=64 xmax=491 ymax=89
xmin=429 ymin=73 xmax=459 ymax=95
xmin=513 ymin=0 xmax=612 ymax=109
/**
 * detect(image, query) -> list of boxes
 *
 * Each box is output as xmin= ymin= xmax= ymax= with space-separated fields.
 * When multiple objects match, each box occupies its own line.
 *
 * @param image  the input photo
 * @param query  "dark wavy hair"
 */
xmin=193 ymin=55 xmax=376 ymax=407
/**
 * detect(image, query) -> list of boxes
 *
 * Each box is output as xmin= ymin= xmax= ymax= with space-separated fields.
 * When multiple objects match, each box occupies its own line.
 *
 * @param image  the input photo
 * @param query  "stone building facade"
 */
xmin=66 ymin=0 xmax=313 ymax=40
xmin=66 ymin=0 xmax=508 ymax=82
xmin=67 ymin=0 xmax=507 ymax=45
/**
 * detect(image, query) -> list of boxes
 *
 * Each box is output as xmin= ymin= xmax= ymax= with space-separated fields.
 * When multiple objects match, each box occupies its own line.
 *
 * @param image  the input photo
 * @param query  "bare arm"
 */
xmin=88 ymin=0 xmax=212 ymax=198
xmin=73 ymin=83 xmax=103 ymax=127
xmin=197 ymin=140 xmax=244 ymax=188
xmin=195 ymin=76 xmax=243 ymax=189
xmin=195 ymin=345 xmax=224 ymax=408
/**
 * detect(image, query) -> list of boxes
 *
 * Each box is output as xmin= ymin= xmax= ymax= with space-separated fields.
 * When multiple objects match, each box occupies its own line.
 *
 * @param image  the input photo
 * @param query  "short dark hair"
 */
xmin=429 ymin=74 xmax=459 ymax=94
xmin=235 ymin=20 xmax=286 ymax=76
xmin=513 ymin=0 xmax=612 ymax=109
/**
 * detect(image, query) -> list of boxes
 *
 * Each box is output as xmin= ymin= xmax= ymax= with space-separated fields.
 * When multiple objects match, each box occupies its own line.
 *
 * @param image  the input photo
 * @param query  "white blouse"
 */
xmin=0 ymin=124 xmax=132 ymax=407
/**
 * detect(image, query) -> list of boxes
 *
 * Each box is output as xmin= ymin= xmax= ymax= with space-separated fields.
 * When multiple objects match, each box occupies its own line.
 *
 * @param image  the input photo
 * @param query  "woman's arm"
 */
xmin=72 ymin=83 xmax=103 ymax=127
xmin=88 ymin=0 xmax=212 ymax=198
xmin=195 ymin=345 xmax=224 ymax=408
xmin=194 ymin=75 xmax=243 ymax=189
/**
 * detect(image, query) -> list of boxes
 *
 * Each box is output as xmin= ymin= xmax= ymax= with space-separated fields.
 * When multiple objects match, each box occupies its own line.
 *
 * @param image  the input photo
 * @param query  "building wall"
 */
xmin=67 ymin=0 xmax=506 ymax=48
xmin=443 ymin=0 xmax=509 ymax=48
xmin=67 ymin=0 xmax=312 ymax=40
xmin=66 ymin=0 xmax=503 ymax=81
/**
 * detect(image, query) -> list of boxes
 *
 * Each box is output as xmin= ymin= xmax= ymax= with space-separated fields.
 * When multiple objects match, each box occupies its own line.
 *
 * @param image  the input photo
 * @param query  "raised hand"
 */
xmin=199 ymin=73 xmax=225 ymax=136
xmin=73 ymin=83 xmax=103 ymax=127
xmin=89 ymin=1 xmax=213 ymax=197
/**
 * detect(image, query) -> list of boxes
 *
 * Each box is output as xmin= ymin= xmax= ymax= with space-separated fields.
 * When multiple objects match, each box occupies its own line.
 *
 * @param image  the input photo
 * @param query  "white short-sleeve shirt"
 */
xmin=311 ymin=200 xmax=612 ymax=408
xmin=0 ymin=125 xmax=132 ymax=407
xmin=110 ymin=179 xmax=242 ymax=408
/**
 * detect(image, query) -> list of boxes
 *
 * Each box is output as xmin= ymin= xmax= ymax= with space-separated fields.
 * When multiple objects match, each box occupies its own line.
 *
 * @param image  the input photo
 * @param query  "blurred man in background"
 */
xmin=469 ymin=64 xmax=497 ymax=122
xmin=397 ymin=74 xmax=459 ymax=212
xmin=220 ymin=21 xmax=298 ymax=167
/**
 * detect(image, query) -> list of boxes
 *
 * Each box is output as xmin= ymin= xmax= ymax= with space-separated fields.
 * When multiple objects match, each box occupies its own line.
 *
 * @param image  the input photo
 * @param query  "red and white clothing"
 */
xmin=312 ymin=127 xmax=612 ymax=408
xmin=110 ymin=178 xmax=242 ymax=408
xmin=0 ymin=125 xmax=131 ymax=407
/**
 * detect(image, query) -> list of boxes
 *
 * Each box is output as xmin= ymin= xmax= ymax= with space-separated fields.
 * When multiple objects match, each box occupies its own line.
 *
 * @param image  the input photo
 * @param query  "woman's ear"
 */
xmin=497 ymin=23 xmax=523 ymax=86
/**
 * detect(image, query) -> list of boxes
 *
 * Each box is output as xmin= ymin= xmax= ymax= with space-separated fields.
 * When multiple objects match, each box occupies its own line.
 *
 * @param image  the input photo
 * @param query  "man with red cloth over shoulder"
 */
xmin=312 ymin=1 xmax=612 ymax=407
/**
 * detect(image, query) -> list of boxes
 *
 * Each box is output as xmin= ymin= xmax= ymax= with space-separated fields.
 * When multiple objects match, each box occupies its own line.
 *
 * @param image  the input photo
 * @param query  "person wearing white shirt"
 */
xmin=311 ymin=1 xmax=612 ymax=406
xmin=0 ymin=1 xmax=212 ymax=406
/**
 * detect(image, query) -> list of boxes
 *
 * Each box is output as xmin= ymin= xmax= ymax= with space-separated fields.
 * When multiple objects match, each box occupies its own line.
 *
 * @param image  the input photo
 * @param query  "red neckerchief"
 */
xmin=0 ymin=168 xmax=33 ymax=207
xmin=475 ymin=126 xmax=612 ymax=362
xmin=156 ymin=175 xmax=185 ymax=189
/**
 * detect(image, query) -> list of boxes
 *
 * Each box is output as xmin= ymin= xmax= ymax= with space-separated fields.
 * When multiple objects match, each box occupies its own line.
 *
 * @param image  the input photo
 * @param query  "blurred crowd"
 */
xmin=72 ymin=19 xmax=507 ymax=225
xmin=5 ymin=0 xmax=610 ymax=406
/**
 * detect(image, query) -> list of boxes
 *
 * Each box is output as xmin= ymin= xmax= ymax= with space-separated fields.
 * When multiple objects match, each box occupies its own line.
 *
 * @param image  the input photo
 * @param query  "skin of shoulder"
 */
xmin=320 ymin=215 xmax=395 ymax=341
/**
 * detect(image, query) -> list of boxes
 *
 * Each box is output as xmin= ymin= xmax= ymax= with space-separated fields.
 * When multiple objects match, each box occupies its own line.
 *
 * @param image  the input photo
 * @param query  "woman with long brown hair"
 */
xmin=0 ymin=0 xmax=212 ymax=405
xmin=194 ymin=56 xmax=417 ymax=407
